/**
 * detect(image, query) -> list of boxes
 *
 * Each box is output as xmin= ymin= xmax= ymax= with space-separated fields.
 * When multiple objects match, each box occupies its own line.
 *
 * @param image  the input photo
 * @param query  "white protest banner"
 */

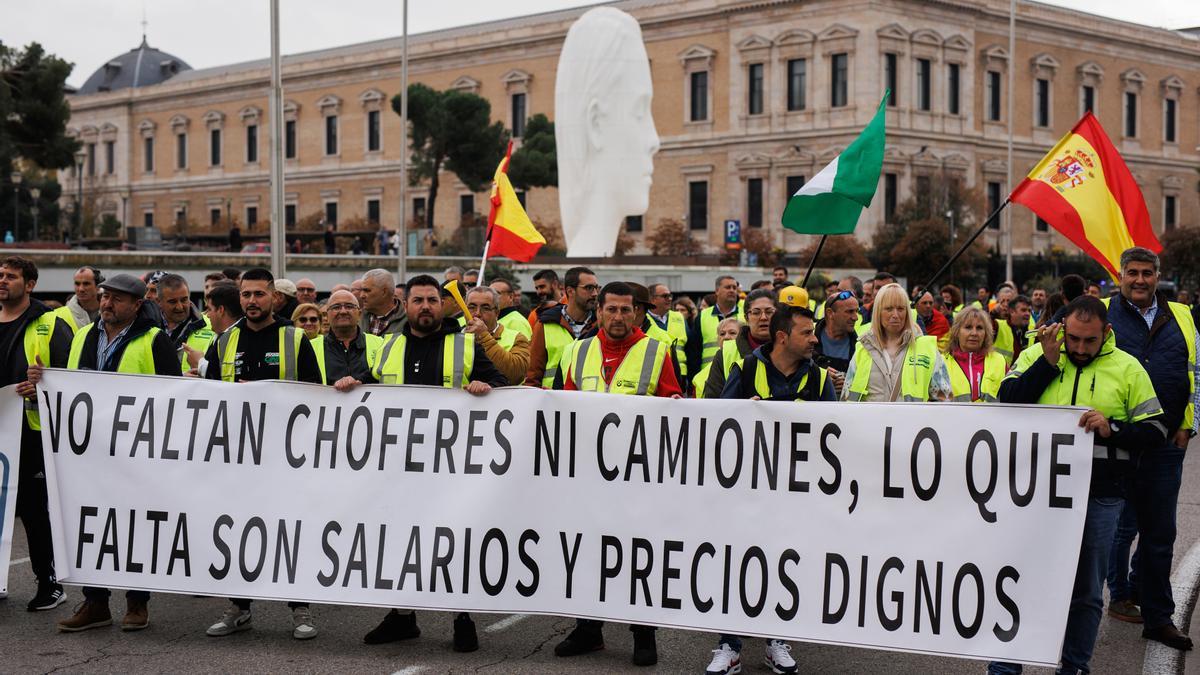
xmin=32 ymin=369 xmax=1093 ymax=665
xmin=1 ymin=384 xmax=24 ymax=595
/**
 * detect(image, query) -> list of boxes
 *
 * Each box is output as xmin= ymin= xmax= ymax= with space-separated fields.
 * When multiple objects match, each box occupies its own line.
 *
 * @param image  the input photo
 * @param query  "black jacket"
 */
xmin=166 ymin=304 xmax=209 ymax=346
xmin=398 ymin=317 xmax=508 ymax=387
xmin=0 ymin=299 xmax=73 ymax=388
xmin=71 ymin=303 xmax=182 ymax=376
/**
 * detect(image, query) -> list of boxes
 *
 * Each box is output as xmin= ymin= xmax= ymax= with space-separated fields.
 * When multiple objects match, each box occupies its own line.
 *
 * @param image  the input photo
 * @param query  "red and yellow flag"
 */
xmin=1010 ymin=112 xmax=1159 ymax=278
xmin=486 ymin=142 xmax=545 ymax=262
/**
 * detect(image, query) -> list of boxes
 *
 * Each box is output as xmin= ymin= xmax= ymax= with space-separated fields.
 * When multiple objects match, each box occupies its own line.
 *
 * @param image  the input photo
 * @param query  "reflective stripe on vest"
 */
xmin=945 ymin=350 xmax=1005 ymax=403
xmin=665 ymin=310 xmax=689 ymax=377
xmin=21 ymin=312 xmax=59 ymax=430
xmin=567 ymin=335 xmax=665 ymax=395
xmin=52 ymin=305 xmax=78 ymax=333
xmin=699 ymin=304 xmax=743 ymax=368
xmin=994 ymin=321 xmax=1015 ymax=366
xmin=216 ymin=325 xmax=302 ymax=382
xmin=66 ymin=323 xmax=161 ymax=375
xmin=748 ymin=356 xmax=825 ymax=401
xmin=541 ymin=323 xmax=574 ymax=388
xmin=181 ymin=327 xmax=216 ymax=369
xmin=498 ymin=311 xmax=533 ymax=340
xmin=847 ymin=335 xmax=938 ymax=402
xmin=312 ymin=332 xmax=385 ymax=385
xmin=372 ymin=332 xmax=475 ymax=388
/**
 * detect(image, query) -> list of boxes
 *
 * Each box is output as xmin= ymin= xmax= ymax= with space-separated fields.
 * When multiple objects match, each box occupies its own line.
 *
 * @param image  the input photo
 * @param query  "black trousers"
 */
xmin=16 ymin=423 xmax=55 ymax=585
xmin=576 ymin=618 xmax=656 ymax=634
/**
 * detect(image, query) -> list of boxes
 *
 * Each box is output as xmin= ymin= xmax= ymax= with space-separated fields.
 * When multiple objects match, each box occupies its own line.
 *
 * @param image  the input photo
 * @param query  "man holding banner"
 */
xmin=990 ymin=296 xmax=1167 ymax=674
xmin=0 ymin=256 xmax=73 ymax=612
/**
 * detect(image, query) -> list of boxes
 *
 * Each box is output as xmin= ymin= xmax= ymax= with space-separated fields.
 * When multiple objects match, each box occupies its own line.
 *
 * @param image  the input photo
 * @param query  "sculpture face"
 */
xmin=556 ymin=8 xmax=659 ymax=257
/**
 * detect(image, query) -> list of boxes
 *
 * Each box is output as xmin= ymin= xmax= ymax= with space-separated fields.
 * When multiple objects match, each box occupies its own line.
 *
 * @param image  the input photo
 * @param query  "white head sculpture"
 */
xmin=555 ymin=7 xmax=660 ymax=257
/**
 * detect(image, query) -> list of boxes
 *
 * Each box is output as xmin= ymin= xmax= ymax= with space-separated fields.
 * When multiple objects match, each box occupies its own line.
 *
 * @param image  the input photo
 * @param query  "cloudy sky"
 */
xmin=3 ymin=0 xmax=1195 ymax=88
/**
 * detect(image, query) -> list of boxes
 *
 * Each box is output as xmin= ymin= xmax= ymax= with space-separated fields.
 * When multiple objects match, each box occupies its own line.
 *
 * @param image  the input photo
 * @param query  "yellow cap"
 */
xmin=778 ymin=286 xmax=809 ymax=308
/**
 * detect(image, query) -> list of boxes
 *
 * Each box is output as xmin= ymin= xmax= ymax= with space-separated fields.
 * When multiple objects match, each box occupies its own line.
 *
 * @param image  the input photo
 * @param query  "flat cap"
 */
xmin=100 ymin=273 xmax=147 ymax=299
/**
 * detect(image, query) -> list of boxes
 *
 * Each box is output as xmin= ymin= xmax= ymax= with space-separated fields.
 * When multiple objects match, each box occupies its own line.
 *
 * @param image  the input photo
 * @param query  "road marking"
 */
xmin=390 ymin=667 xmax=427 ymax=675
xmin=1142 ymin=537 xmax=1200 ymax=674
xmin=8 ymin=557 xmax=29 ymax=567
xmin=484 ymin=614 xmax=529 ymax=633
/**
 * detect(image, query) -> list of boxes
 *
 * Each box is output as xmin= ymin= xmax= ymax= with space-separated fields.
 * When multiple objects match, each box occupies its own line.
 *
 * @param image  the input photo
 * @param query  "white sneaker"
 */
xmin=764 ymin=639 xmax=797 ymax=674
xmin=206 ymin=604 xmax=252 ymax=636
xmin=706 ymin=642 xmax=742 ymax=674
xmin=292 ymin=606 xmax=318 ymax=640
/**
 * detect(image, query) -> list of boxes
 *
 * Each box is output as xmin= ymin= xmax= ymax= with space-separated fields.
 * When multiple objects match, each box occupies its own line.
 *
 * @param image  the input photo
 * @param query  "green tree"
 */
xmin=1161 ymin=226 xmax=1200 ymax=290
xmin=392 ymin=84 xmax=508 ymax=229
xmin=1 ymin=42 xmax=79 ymax=170
xmin=508 ymin=113 xmax=556 ymax=189
xmin=797 ymin=235 xmax=872 ymax=269
xmin=872 ymin=172 xmax=987 ymax=287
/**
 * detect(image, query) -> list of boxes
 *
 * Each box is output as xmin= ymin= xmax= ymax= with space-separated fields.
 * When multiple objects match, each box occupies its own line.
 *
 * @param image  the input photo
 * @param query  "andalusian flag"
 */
xmin=1011 ymin=112 xmax=1159 ymax=277
xmin=486 ymin=142 xmax=545 ymax=262
xmin=781 ymin=92 xmax=887 ymax=234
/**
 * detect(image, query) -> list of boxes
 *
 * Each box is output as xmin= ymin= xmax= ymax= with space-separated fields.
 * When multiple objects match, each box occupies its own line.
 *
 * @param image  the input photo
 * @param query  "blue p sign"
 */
xmin=724 ymin=220 xmax=741 ymax=249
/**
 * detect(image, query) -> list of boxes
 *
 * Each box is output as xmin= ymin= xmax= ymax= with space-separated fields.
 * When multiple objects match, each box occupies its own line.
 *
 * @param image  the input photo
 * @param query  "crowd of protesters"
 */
xmin=1 ymin=251 xmax=1197 ymax=674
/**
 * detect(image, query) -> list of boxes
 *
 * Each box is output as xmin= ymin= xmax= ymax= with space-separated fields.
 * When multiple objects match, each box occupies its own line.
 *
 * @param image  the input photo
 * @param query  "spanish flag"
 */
xmin=1010 ymin=112 xmax=1159 ymax=278
xmin=486 ymin=142 xmax=545 ymax=262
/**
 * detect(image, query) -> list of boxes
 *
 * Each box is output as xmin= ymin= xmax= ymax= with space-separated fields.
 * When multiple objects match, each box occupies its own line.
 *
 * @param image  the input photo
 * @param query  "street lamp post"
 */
xmin=9 ymin=171 xmax=21 ymax=240
xmin=74 ymin=149 xmax=86 ymax=241
xmin=945 ymin=209 xmax=956 ymax=287
xmin=30 ymin=187 xmax=40 ymax=242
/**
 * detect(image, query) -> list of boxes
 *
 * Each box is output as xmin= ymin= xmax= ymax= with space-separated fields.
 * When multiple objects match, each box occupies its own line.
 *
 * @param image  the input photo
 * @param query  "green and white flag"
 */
xmin=781 ymin=92 xmax=887 ymax=235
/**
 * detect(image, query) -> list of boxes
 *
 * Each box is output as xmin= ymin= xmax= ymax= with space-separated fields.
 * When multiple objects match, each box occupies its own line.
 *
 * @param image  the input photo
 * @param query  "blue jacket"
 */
xmin=1108 ymin=292 xmax=1192 ymax=435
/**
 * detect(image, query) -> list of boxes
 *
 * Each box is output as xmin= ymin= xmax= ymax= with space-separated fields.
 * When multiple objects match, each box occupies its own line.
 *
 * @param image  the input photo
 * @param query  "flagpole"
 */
xmin=919 ymin=199 xmax=1011 ymax=297
xmin=397 ymin=0 xmax=409 ymax=285
xmin=1005 ymin=0 xmax=1016 ymax=283
xmin=800 ymin=235 xmax=828 ymax=288
xmin=476 ymin=237 xmax=491 ymax=288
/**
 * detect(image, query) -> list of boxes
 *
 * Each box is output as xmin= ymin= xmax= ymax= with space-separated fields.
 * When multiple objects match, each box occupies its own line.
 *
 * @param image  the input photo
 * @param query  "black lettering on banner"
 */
xmin=98 ymin=508 xmax=119 ymax=571
xmin=76 ymin=506 xmax=97 ymax=568
xmin=1049 ymin=434 xmax=1074 ymax=509
xmin=788 ymin=422 xmax=811 ymax=493
xmin=776 ymin=549 xmax=801 ymax=621
xmin=343 ymin=523 xmax=368 ymax=588
xmin=721 ymin=545 xmax=733 ymax=614
xmin=739 ymin=546 xmax=768 ymax=618
xmin=876 ymin=556 xmax=905 ymax=631
xmin=1009 ymin=432 xmax=1038 ymax=507
xmin=624 ymin=416 xmax=650 ymax=483
xmin=599 ymin=535 xmax=622 ymax=602
xmin=658 ymin=416 xmax=689 ymax=485
xmin=662 ymin=539 xmax=683 ymax=610
xmin=379 ymin=407 xmax=403 ymax=471
xmin=461 ymin=528 xmax=472 ymax=594
xmin=952 ymin=563 xmax=985 ymax=639
xmin=691 ymin=542 xmax=715 ymax=613
xmin=822 ymin=552 xmax=849 ymax=624
xmin=819 ymin=423 xmax=842 ymax=495
xmin=314 ymin=405 xmax=341 ymax=469
xmin=491 ymin=409 xmax=513 ymax=475
xmin=434 ymin=410 xmax=459 ymax=473
xmin=857 ymin=555 xmax=869 ymax=628
xmin=239 ymin=402 xmax=266 ymax=465
xmin=516 ymin=529 xmax=540 ymax=597
xmin=160 ymin=400 xmax=179 ymax=460
xmin=910 ymin=428 xmax=941 ymax=501
xmin=696 ymin=418 xmax=708 ymax=487
xmin=239 ymin=517 xmax=268 ymax=582
xmin=883 ymin=427 xmax=903 ymax=498
xmin=125 ymin=509 xmax=143 ymax=573
xmin=399 ymin=525 xmax=423 ymax=591
xmin=715 ymin=420 xmax=743 ymax=489
xmin=406 ymin=409 xmax=429 ymax=472
xmin=596 ymin=413 xmax=620 ymax=481
xmin=993 ymin=566 xmax=1021 ymax=642
xmin=463 ymin=410 xmax=487 ymax=474
xmin=346 ymin=403 xmax=373 ymax=471
xmin=752 ymin=422 xmax=779 ymax=490
xmin=286 ymin=405 xmax=310 ymax=468
xmin=559 ymin=532 xmax=583 ymax=599
xmin=914 ymin=560 xmax=943 ymax=634
xmin=110 ymin=395 xmax=135 ymax=457
xmin=630 ymin=538 xmax=654 ymax=606
xmin=374 ymin=525 xmax=395 ymax=590
xmin=430 ymin=527 xmax=455 ymax=593
xmin=966 ymin=430 xmax=999 ymax=524
xmin=147 ymin=510 xmax=168 ymax=574
xmin=535 ymin=410 xmax=562 ymax=476
xmin=43 ymin=391 xmax=63 ymax=453
xmin=317 ymin=521 xmax=341 ymax=587
xmin=131 ymin=398 xmax=155 ymax=459
xmin=185 ymin=399 xmax=208 ymax=461
xmin=68 ymin=392 xmax=93 ymax=455
xmin=205 ymin=401 xmax=230 ymax=463
xmin=168 ymin=514 xmax=190 ymax=577
xmin=210 ymin=514 xmax=234 ymax=580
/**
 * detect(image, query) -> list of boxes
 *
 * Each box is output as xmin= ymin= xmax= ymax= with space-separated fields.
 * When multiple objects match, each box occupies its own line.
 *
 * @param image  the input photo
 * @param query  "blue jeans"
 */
xmin=1105 ymin=498 xmax=1138 ymax=602
xmin=988 ymin=496 xmax=1124 ymax=675
xmin=1133 ymin=443 xmax=1185 ymax=628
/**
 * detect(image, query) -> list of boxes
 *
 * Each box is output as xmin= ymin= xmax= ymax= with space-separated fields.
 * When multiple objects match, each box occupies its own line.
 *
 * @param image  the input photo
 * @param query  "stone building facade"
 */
xmin=64 ymin=0 xmax=1200 ymax=255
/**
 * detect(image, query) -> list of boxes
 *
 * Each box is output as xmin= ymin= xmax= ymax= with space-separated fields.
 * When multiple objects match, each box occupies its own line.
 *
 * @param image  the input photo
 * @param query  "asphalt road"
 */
xmin=3 ymin=439 xmax=1198 ymax=675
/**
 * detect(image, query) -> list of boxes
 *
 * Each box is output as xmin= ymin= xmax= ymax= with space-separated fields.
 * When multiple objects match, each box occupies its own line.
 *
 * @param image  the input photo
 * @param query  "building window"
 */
xmin=746 ymin=178 xmax=764 ymax=228
xmin=324 ymin=116 xmax=338 ymax=155
xmin=285 ymin=204 xmax=296 ymax=227
xmin=143 ymin=211 xmax=154 ymax=228
xmin=747 ymin=63 xmax=764 ymax=115
xmin=987 ymin=182 xmax=1002 ymax=229
xmin=1165 ymin=195 xmax=1177 ymax=230
xmin=1035 ymin=79 xmax=1050 ymax=127
xmin=285 ymin=120 xmax=296 ymax=159
xmin=830 ymin=53 xmax=848 ymax=108
xmin=947 ymin=63 xmax=961 ymax=115
xmin=210 ymin=128 xmax=222 ymax=166
xmin=884 ymin=172 xmax=897 ymax=222
xmin=688 ymin=181 xmax=708 ymax=231
xmin=103 ymin=140 xmax=114 ymax=175
xmin=785 ymin=175 xmax=805 ymax=205
xmin=460 ymin=194 xmax=475 ymax=223
xmin=367 ymin=110 xmax=381 ymax=152
xmin=413 ymin=197 xmax=427 ymax=225
xmin=1036 ymin=216 xmax=1049 ymax=232
xmin=690 ymin=72 xmax=709 ymax=122
xmin=1081 ymin=86 xmax=1095 ymax=115
xmin=246 ymin=124 xmax=258 ymax=163
xmin=174 ymin=207 xmax=186 ymax=229
xmin=1124 ymin=92 xmax=1137 ymax=137
xmin=916 ymin=58 xmax=932 ymax=111
xmin=786 ymin=59 xmax=806 ymax=111
xmin=884 ymin=53 xmax=897 ymax=107
xmin=986 ymin=71 xmax=1002 ymax=122
xmin=210 ymin=208 xmax=221 ymax=227
xmin=367 ymin=198 xmax=381 ymax=225
xmin=1164 ymin=99 xmax=1177 ymax=143
xmin=144 ymin=137 xmax=154 ymax=173
xmin=324 ymin=201 xmax=338 ymax=228
xmin=176 ymin=133 xmax=187 ymax=169
xmin=625 ymin=215 xmax=643 ymax=232
xmin=246 ymin=206 xmax=258 ymax=228
xmin=511 ymin=93 xmax=526 ymax=137
xmin=86 ymin=143 xmax=96 ymax=176
xmin=915 ymin=175 xmax=931 ymax=199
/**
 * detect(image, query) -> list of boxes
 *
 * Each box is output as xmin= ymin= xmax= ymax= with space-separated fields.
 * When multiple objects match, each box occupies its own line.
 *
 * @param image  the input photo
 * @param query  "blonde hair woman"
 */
xmin=692 ymin=318 xmax=742 ymax=398
xmin=843 ymin=283 xmax=951 ymax=402
xmin=944 ymin=306 xmax=1005 ymax=402
xmin=291 ymin=303 xmax=323 ymax=340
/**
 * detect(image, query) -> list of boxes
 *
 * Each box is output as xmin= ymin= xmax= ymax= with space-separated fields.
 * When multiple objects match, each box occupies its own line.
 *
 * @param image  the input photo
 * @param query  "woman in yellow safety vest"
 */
xmin=291 ymin=303 xmax=323 ymax=340
xmin=692 ymin=317 xmax=742 ymax=397
xmin=943 ymin=306 xmax=1006 ymax=402
xmin=843 ymin=283 xmax=952 ymax=402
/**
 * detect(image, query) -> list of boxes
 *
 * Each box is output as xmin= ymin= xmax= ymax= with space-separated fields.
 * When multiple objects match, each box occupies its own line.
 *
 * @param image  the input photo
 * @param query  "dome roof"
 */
xmin=77 ymin=38 xmax=191 ymax=95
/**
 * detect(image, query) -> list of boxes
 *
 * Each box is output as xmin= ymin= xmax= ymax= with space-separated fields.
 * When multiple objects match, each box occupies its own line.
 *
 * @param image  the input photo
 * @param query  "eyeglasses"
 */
xmin=466 ymin=304 xmax=495 ymax=314
xmin=747 ymin=307 xmax=776 ymax=318
xmin=578 ymin=284 xmax=601 ymax=292
xmin=826 ymin=290 xmax=854 ymax=306
xmin=296 ymin=316 xmax=321 ymax=325
xmin=326 ymin=303 xmax=357 ymax=312
xmin=654 ymin=292 xmax=673 ymax=299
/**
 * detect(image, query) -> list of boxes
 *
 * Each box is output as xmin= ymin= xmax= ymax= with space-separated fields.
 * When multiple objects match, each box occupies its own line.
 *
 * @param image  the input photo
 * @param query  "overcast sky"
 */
xmin=3 ymin=0 xmax=1195 ymax=88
